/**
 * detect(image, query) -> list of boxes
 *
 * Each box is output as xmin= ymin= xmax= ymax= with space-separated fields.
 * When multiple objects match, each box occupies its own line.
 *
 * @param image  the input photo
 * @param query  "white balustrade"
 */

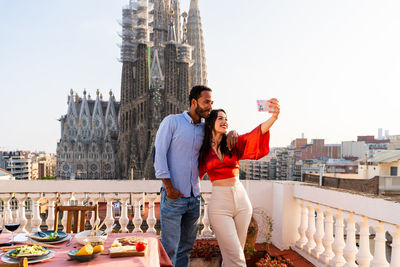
xmin=320 ymin=207 xmax=335 ymax=265
xmin=200 ymin=194 xmax=213 ymax=237
xmin=311 ymin=204 xmax=325 ymax=259
xmin=132 ymin=193 xmax=143 ymax=233
xmin=30 ymin=193 xmax=42 ymax=232
xmin=104 ymin=193 xmax=115 ymax=232
xmin=390 ymin=226 xmax=400 ymax=267
xmin=59 ymin=193 xmax=72 ymax=231
xmin=370 ymin=221 xmax=389 ymax=267
xmin=119 ymin=193 xmax=130 ymax=233
xmin=146 ymin=193 xmax=157 ymax=235
xmin=343 ymin=213 xmax=358 ymax=267
xmin=0 ymin=194 xmax=13 ymax=233
xmin=356 ymin=216 xmax=373 ymax=267
xmin=45 ymin=193 xmax=57 ymax=231
xmin=296 ymin=200 xmax=309 ymax=249
xmin=330 ymin=209 xmax=346 ymax=267
xmin=88 ymin=193 xmax=101 ymax=228
xmin=305 ymin=202 xmax=316 ymax=254
xmin=15 ymin=193 xmax=28 ymax=233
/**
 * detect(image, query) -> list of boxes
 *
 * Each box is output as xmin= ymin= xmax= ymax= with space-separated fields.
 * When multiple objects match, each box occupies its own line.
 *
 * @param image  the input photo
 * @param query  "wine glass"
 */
xmin=4 ymin=217 xmax=20 ymax=245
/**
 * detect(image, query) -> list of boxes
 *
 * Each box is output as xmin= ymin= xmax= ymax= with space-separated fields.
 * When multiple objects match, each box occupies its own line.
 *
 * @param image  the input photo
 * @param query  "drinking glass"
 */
xmin=4 ymin=217 xmax=20 ymax=244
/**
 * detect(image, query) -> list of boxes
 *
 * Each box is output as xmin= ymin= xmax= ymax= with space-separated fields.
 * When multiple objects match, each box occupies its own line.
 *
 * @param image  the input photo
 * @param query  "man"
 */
xmin=154 ymin=85 xmax=213 ymax=267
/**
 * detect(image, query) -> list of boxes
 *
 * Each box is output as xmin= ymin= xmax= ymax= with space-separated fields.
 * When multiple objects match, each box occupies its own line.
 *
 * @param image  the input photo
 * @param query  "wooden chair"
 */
xmin=0 ymin=257 xmax=28 ymax=267
xmin=54 ymin=205 xmax=98 ymax=233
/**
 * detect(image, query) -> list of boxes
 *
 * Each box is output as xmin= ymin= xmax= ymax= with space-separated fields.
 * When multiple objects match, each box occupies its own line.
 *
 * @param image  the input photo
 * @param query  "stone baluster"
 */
xmin=146 ymin=193 xmax=157 ymax=235
xmin=390 ymin=226 xmax=400 ymax=267
xmin=119 ymin=194 xmax=130 ymax=233
xmin=320 ymin=207 xmax=335 ymax=265
xmin=200 ymin=194 xmax=213 ymax=237
xmin=15 ymin=193 xmax=28 ymax=233
xmin=356 ymin=216 xmax=373 ymax=267
xmin=296 ymin=199 xmax=309 ymax=249
xmin=104 ymin=194 xmax=115 ymax=233
xmin=305 ymin=202 xmax=316 ymax=254
xmin=88 ymin=193 xmax=100 ymax=228
xmin=370 ymin=221 xmax=389 ymax=267
xmin=330 ymin=209 xmax=346 ymax=267
xmin=45 ymin=193 xmax=57 ymax=231
xmin=29 ymin=193 xmax=42 ymax=232
xmin=343 ymin=213 xmax=358 ymax=267
xmin=311 ymin=204 xmax=325 ymax=259
xmin=132 ymin=193 xmax=143 ymax=233
xmin=60 ymin=193 xmax=72 ymax=231
xmin=0 ymin=194 xmax=13 ymax=233
xmin=74 ymin=193 xmax=86 ymax=231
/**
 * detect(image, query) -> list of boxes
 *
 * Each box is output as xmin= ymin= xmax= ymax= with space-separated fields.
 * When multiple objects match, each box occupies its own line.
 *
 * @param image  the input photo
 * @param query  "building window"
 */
xmin=390 ymin=166 xmax=398 ymax=176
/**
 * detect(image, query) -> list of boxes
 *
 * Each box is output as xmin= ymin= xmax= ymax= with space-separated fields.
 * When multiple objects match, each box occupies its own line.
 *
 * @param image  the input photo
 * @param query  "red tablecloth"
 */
xmin=0 ymin=233 xmax=172 ymax=267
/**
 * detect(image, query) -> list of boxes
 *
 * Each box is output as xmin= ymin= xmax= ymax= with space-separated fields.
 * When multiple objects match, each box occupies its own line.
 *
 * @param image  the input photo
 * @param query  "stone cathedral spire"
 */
xmin=187 ymin=0 xmax=207 ymax=86
xmin=118 ymin=0 xmax=193 ymax=179
xmin=172 ymin=0 xmax=181 ymax=43
xmin=151 ymin=0 xmax=168 ymax=47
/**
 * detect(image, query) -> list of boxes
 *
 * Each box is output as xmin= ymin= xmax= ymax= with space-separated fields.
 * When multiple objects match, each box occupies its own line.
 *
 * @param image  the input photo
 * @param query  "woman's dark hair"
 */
xmin=199 ymin=109 xmax=233 ymax=167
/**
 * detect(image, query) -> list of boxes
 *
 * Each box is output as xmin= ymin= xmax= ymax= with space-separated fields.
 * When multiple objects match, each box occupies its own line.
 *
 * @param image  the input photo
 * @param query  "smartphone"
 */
xmin=257 ymin=100 xmax=274 ymax=112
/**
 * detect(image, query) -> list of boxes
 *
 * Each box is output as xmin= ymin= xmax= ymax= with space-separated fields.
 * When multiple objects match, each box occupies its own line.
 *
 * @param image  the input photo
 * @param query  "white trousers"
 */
xmin=208 ymin=182 xmax=252 ymax=267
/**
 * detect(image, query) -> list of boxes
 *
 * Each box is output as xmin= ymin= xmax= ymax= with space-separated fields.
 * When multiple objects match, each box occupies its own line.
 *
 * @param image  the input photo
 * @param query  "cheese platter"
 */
xmin=109 ymin=236 xmax=148 ymax=258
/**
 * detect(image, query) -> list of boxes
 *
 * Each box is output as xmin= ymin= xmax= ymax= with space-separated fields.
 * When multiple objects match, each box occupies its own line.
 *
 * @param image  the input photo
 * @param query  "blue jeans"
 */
xmin=160 ymin=187 xmax=201 ymax=267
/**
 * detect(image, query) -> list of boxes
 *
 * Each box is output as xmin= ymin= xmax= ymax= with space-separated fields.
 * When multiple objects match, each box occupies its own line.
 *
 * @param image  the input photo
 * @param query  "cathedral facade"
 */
xmin=118 ymin=0 xmax=207 ymax=179
xmin=56 ymin=90 xmax=120 ymax=179
xmin=56 ymin=0 xmax=207 ymax=180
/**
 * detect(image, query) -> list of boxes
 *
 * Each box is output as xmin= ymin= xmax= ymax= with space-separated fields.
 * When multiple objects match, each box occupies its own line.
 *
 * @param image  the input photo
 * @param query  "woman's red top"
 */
xmin=199 ymin=125 xmax=270 ymax=182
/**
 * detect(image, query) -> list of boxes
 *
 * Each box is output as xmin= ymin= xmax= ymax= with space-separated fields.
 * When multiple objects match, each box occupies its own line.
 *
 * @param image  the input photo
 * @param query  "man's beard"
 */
xmin=195 ymin=105 xmax=211 ymax=118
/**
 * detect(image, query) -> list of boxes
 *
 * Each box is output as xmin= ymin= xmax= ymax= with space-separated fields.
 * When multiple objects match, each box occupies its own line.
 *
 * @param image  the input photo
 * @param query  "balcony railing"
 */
xmin=0 ymin=180 xmax=399 ymax=266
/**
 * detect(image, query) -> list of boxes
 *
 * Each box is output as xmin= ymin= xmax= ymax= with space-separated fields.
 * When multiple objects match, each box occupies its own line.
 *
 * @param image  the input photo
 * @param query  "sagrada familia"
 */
xmin=56 ymin=0 xmax=207 ymax=179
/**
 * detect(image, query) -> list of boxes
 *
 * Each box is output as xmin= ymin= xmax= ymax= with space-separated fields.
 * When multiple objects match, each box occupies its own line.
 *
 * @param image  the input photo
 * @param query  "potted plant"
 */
xmin=189 ymin=240 xmax=222 ymax=267
xmin=256 ymin=254 xmax=294 ymax=267
xmin=245 ymin=209 xmax=273 ymax=266
xmin=245 ymin=215 xmax=259 ymax=259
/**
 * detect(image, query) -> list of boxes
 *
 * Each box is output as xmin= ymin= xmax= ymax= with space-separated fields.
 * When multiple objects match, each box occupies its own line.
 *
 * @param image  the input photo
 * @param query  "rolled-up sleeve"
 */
xmin=154 ymin=116 xmax=174 ymax=179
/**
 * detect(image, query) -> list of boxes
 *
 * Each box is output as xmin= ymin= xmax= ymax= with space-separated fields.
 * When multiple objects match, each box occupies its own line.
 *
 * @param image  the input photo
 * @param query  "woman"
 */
xmin=198 ymin=99 xmax=280 ymax=267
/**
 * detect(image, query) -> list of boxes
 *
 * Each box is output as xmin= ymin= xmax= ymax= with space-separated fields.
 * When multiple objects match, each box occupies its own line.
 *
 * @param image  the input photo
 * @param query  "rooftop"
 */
xmin=0 ymin=178 xmax=399 ymax=266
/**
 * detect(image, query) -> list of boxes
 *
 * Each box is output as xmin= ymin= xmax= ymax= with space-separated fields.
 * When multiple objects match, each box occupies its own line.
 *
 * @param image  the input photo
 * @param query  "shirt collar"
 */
xmin=183 ymin=111 xmax=202 ymax=125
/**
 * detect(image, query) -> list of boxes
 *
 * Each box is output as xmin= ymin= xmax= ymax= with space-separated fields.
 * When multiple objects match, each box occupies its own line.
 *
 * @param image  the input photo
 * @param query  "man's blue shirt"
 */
xmin=154 ymin=111 xmax=204 ymax=197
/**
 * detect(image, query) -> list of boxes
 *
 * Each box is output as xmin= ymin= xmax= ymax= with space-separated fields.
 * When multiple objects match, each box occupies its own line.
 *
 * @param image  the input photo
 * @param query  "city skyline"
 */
xmin=1 ymin=0 xmax=400 ymax=153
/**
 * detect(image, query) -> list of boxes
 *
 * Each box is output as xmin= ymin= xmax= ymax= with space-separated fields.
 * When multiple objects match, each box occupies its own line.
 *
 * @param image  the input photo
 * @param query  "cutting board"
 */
xmin=109 ymin=246 xmax=147 ymax=258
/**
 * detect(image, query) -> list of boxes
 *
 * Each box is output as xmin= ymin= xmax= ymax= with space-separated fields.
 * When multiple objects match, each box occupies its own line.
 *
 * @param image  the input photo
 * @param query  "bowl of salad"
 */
xmin=30 ymin=230 xmax=67 ymax=242
xmin=6 ymin=245 xmax=50 ymax=260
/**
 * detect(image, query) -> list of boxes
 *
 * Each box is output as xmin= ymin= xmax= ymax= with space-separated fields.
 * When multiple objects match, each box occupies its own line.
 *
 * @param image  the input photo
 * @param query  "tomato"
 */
xmin=136 ymin=242 xmax=147 ymax=252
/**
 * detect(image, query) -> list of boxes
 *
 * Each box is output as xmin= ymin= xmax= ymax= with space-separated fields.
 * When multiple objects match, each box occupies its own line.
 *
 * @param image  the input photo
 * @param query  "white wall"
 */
xmin=341 ymin=141 xmax=368 ymax=158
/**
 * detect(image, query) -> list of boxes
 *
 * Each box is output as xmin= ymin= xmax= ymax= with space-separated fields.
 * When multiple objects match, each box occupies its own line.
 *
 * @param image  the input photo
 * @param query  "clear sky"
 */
xmin=1 ymin=0 xmax=400 ymax=153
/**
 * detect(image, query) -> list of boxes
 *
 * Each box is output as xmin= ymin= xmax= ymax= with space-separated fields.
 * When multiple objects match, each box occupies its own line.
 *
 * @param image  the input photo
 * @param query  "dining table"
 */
xmin=0 ymin=232 xmax=173 ymax=267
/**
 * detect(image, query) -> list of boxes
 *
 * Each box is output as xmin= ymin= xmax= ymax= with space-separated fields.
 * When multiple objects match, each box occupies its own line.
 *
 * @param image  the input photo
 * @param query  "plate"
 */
xmin=5 ymin=248 xmax=50 ymax=260
xmin=68 ymin=249 xmax=100 ymax=262
xmin=2 ymin=250 xmax=55 ymax=264
xmin=75 ymin=230 xmax=108 ymax=245
xmin=30 ymin=231 xmax=67 ymax=242
xmin=28 ymin=233 xmax=71 ymax=244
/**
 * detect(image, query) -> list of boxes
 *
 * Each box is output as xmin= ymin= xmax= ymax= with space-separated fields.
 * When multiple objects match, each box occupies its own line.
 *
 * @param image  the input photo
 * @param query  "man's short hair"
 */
xmin=189 ymin=85 xmax=212 ymax=106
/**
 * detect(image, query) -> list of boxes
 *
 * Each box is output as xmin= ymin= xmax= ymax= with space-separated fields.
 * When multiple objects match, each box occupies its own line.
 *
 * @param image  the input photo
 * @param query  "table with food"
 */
xmin=0 ymin=228 xmax=173 ymax=267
